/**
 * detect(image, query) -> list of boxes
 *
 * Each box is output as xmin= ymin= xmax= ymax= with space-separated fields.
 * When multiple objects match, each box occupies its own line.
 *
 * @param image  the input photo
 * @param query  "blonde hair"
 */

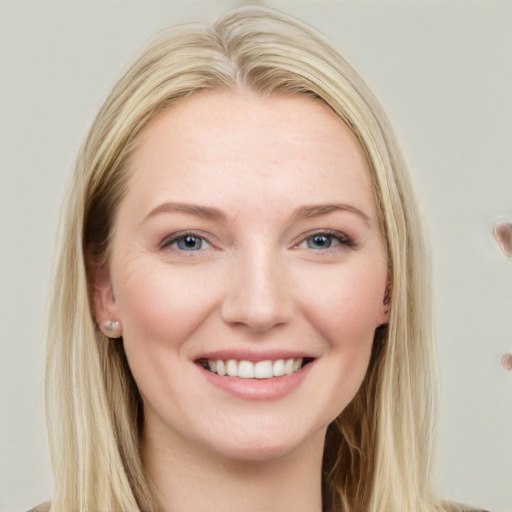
xmin=45 ymin=6 xmax=463 ymax=512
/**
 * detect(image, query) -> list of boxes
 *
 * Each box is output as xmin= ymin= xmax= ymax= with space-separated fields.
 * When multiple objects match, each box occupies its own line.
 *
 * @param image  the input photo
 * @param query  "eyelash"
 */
xmin=159 ymin=231 xmax=212 ymax=251
xmin=159 ymin=229 xmax=354 ymax=253
xmin=296 ymin=230 xmax=354 ymax=251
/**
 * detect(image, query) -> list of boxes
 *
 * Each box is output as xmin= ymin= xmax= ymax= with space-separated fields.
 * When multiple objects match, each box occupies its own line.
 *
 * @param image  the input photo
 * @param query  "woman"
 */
xmin=37 ymin=6 xmax=484 ymax=512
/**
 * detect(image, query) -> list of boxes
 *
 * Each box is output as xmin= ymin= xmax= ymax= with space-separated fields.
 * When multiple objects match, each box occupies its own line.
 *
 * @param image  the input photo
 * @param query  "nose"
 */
xmin=221 ymin=250 xmax=295 ymax=333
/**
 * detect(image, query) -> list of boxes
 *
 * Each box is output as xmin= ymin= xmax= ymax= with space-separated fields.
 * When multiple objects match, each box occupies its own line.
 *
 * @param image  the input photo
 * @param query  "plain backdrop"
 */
xmin=1 ymin=1 xmax=511 ymax=511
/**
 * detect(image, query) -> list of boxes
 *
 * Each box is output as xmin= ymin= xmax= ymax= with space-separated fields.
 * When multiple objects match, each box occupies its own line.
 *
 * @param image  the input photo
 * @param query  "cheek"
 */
xmin=111 ymin=259 xmax=224 ymax=408
xmin=114 ymin=260 xmax=220 ymax=345
xmin=299 ymin=261 xmax=387 ymax=346
xmin=297 ymin=261 xmax=386 ymax=413
xmin=112 ymin=259 xmax=223 ymax=410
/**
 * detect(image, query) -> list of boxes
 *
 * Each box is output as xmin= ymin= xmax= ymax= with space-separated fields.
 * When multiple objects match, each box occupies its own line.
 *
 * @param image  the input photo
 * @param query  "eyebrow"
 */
xmin=142 ymin=201 xmax=372 ymax=227
xmin=289 ymin=203 xmax=372 ymax=227
xmin=142 ymin=202 xmax=226 ymax=225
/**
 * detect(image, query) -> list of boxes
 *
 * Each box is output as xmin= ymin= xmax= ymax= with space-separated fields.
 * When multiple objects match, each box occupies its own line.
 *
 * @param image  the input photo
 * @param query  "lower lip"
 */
xmin=198 ymin=361 xmax=315 ymax=401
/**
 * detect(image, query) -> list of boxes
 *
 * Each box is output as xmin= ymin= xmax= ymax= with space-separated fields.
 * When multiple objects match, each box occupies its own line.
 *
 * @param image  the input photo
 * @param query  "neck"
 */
xmin=142 ymin=421 xmax=326 ymax=512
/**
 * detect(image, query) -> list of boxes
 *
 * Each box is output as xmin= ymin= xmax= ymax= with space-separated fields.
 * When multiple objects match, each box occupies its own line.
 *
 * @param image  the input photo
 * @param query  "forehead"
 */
xmin=124 ymin=90 xmax=375 ymax=219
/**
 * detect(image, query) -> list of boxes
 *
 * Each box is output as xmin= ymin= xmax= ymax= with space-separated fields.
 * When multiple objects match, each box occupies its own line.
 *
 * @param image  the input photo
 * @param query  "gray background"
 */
xmin=1 ymin=1 xmax=510 ymax=511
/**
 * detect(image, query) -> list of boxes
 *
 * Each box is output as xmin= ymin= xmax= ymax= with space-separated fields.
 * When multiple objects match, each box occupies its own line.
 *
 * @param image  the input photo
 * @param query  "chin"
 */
xmin=203 ymin=422 xmax=326 ymax=463
xmin=212 ymin=440 xmax=301 ymax=462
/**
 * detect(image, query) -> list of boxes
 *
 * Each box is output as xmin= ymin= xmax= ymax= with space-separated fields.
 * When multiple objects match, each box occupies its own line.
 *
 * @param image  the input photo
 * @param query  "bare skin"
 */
xmin=142 ymin=417 xmax=324 ymax=512
xmin=94 ymin=90 xmax=388 ymax=511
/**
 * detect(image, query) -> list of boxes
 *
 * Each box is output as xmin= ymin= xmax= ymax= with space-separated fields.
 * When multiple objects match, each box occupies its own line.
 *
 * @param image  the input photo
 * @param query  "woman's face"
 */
xmin=96 ymin=91 xmax=388 ymax=461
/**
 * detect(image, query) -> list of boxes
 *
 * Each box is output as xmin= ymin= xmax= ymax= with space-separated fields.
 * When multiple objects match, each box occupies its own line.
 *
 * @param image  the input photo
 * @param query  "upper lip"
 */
xmin=194 ymin=348 xmax=317 ymax=363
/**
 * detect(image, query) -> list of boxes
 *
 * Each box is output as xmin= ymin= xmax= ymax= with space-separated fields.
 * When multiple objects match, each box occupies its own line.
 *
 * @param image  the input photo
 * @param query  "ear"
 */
xmin=90 ymin=258 xmax=122 ymax=338
xmin=377 ymin=286 xmax=391 ymax=327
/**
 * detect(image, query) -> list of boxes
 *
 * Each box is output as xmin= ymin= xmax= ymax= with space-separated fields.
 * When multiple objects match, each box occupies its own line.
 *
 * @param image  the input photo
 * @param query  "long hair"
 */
xmin=45 ymin=6 xmax=461 ymax=511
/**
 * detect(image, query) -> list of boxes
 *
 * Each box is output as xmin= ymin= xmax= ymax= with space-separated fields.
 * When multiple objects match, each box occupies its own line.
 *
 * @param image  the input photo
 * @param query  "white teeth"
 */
xmin=284 ymin=358 xmax=295 ymax=375
xmin=254 ymin=360 xmax=273 ymax=379
xmin=272 ymin=359 xmax=285 ymax=377
xmin=238 ymin=360 xmax=255 ymax=379
xmin=226 ymin=359 xmax=238 ymax=377
xmin=216 ymin=360 xmax=226 ymax=376
xmin=203 ymin=357 xmax=306 ymax=379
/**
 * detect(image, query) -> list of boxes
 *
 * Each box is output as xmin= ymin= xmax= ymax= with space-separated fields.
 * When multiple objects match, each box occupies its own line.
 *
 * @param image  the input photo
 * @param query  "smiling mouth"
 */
xmin=198 ymin=357 xmax=314 ymax=379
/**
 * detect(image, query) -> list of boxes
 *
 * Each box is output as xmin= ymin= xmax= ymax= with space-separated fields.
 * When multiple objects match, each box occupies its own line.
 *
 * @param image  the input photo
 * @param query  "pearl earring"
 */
xmin=102 ymin=320 xmax=122 ymax=338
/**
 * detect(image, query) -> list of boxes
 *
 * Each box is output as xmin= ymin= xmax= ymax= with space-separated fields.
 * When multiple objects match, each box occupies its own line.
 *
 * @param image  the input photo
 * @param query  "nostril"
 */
xmin=220 ymin=258 xmax=294 ymax=332
xmin=221 ymin=296 xmax=294 ymax=333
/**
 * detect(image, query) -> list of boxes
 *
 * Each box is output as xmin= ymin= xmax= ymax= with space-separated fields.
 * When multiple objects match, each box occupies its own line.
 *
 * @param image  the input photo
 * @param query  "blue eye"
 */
xmin=161 ymin=233 xmax=210 ymax=252
xmin=176 ymin=235 xmax=204 ymax=251
xmin=306 ymin=234 xmax=334 ymax=249
xmin=300 ymin=231 xmax=351 ymax=250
